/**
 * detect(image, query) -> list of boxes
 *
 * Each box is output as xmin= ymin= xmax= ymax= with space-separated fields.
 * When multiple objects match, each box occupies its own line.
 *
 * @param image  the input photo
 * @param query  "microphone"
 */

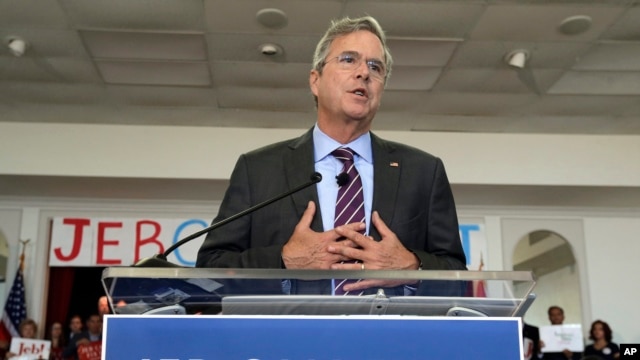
xmin=336 ymin=172 xmax=349 ymax=187
xmin=134 ymin=172 xmax=323 ymax=267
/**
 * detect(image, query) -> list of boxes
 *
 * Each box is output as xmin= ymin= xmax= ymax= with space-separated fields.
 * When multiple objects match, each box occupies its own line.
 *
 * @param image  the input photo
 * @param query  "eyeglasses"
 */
xmin=322 ymin=52 xmax=386 ymax=81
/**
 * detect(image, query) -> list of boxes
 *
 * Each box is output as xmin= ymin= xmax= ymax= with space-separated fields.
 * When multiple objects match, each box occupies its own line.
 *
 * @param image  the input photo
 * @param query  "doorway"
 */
xmin=502 ymin=218 xmax=590 ymax=330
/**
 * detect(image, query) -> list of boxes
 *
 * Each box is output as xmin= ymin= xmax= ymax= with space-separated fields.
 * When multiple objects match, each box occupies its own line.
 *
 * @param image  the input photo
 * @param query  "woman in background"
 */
xmin=583 ymin=319 xmax=620 ymax=360
xmin=5 ymin=318 xmax=39 ymax=359
xmin=47 ymin=322 xmax=67 ymax=360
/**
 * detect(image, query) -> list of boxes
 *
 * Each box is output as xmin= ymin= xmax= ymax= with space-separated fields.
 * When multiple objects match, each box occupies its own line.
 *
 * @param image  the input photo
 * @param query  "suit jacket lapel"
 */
xmin=370 ymin=133 xmax=400 ymax=240
xmin=285 ymin=128 xmax=324 ymax=232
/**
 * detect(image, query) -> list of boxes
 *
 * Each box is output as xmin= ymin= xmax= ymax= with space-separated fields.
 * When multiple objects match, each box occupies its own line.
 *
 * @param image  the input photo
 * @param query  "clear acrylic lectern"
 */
xmin=101 ymin=268 xmax=536 ymax=317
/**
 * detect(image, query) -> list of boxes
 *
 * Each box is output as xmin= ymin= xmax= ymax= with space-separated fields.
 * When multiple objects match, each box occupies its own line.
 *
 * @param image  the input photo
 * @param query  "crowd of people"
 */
xmin=523 ymin=305 xmax=620 ymax=360
xmin=1 ymin=297 xmax=106 ymax=360
xmin=1 ymin=299 xmax=622 ymax=360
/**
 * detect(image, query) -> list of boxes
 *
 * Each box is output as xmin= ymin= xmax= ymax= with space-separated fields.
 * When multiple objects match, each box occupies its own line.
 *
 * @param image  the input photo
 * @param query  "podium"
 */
xmin=101 ymin=268 xmax=535 ymax=359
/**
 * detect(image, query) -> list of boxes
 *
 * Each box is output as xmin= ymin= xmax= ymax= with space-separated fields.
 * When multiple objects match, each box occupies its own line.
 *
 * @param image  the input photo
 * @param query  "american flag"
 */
xmin=0 ymin=266 xmax=27 ymax=343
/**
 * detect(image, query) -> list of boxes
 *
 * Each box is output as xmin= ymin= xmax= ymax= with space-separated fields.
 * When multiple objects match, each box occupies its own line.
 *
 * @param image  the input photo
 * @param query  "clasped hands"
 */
xmin=282 ymin=201 xmax=420 ymax=292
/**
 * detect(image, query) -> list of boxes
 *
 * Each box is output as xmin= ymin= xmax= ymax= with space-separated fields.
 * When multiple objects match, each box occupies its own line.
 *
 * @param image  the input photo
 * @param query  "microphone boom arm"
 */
xmin=159 ymin=172 xmax=322 ymax=260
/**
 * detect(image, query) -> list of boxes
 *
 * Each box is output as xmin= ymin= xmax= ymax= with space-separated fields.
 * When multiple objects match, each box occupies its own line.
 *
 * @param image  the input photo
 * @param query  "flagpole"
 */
xmin=18 ymin=239 xmax=29 ymax=272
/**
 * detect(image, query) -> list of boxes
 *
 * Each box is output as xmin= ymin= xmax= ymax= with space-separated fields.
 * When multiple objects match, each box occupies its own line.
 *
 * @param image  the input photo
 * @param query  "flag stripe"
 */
xmin=0 ymin=268 xmax=27 ymax=342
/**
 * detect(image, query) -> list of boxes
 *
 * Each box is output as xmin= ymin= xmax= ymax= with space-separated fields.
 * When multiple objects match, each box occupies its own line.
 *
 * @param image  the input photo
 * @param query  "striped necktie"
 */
xmin=332 ymin=147 xmax=365 ymax=295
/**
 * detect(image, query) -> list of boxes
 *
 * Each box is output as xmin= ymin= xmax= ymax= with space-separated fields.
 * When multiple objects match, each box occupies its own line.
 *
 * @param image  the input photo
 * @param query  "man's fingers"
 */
xmin=334 ymin=222 xmax=366 ymax=241
xmin=296 ymin=201 xmax=316 ymax=228
xmin=372 ymin=211 xmax=391 ymax=237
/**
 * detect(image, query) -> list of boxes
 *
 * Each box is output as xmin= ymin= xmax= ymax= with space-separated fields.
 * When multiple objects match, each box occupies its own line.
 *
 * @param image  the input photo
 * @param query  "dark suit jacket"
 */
xmin=523 ymin=322 xmax=541 ymax=359
xmin=196 ymin=128 xmax=467 ymax=292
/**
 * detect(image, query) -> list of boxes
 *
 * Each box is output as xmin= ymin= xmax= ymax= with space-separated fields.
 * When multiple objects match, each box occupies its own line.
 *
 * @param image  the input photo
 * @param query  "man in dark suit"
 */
xmin=523 ymin=322 xmax=542 ymax=359
xmin=196 ymin=16 xmax=466 ymax=295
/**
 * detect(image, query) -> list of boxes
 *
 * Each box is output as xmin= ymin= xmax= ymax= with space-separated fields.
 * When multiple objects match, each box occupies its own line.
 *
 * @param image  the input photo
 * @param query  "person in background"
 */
xmin=67 ymin=315 xmax=83 ymax=343
xmin=46 ymin=322 xmax=67 ymax=360
xmin=63 ymin=314 xmax=102 ymax=360
xmin=543 ymin=306 xmax=581 ymax=360
xmin=583 ymin=319 xmax=620 ymax=360
xmin=196 ymin=15 xmax=466 ymax=296
xmin=97 ymin=296 xmax=110 ymax=318
xmin=523 ymin=321 xmax=542 ymax=360
xmin=5 ymin=318 xmax=39 ymax=359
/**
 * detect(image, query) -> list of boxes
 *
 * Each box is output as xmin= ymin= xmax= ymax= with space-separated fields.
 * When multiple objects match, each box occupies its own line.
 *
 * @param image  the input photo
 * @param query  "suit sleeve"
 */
xmin=195 ymin=155 xmax=286 ymax=268
xmin=413 ymin=158 xmax=467 ymax=270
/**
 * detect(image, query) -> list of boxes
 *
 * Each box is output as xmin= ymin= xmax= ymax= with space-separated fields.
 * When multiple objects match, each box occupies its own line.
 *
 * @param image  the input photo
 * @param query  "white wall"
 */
xmin=583 ymin=217 xmax=640 ymax=344
xmin=1 ymin=122 xmax=640 ymax=186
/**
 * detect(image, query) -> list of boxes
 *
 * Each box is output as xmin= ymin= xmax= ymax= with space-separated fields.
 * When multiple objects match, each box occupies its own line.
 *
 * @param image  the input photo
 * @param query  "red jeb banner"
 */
xmin=78 ymin=341 xmax=102 ymax=360
xmin=50 ymin=216 xmax=485 ymax=268
xmin=49 ymin=217 xmax=209 ymax=267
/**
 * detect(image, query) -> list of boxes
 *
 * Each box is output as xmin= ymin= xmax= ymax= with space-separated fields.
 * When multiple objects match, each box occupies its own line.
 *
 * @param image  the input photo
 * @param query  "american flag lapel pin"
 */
xmin=389 ymin=161 xmax=399 ymax=167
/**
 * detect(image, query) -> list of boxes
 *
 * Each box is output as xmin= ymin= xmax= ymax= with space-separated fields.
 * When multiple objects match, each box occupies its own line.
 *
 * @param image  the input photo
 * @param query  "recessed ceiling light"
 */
xmin=259 ymin=43 xmax=282 ymax=56
xmin=558 ymin=15 xmax=592 ymax=35
xmin=6 ymin=36 xmax=28 ymax=57
xmin=505 ymin=49 xmax=529 ymax=69
xmin=256 ymin=8 xmax=288 ymax=30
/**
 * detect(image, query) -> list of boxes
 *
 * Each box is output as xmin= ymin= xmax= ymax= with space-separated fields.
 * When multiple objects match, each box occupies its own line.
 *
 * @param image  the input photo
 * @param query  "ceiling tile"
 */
xmin=212 ymin=62 xmax=309 ymax=88
xmin=549 ymin=71 xmax=640 ymax=95
xmin=379 ymin=91 xmax=431 ymax=113
xmin=0 ymin=83 xmax=107 ymax=104
xmin=600 ymin=7 xmax=640 ymax=41
xmin=96 ymin=61 xmax=211 ymax=86
xmin=81 ymin=31 xmax=207 ymax=60
xmin=344 ymin=1 xmax=485 ymax=38
xmin=0 ymin=58 xmax=100 ymax=82
xmin=573 ymin=43 xmax=640 ymax=71
xmin=449 ymin=40 xmax=589 ymax=68
xmin=471 ymin=4 xmax=626 ymax=41
xmin=216 ymin=86 xmax=314 ymax=111
xmin=204 ymin=0 xmax=344 ymax=35
xmin=0 ymin=0 xmax=68 ymax=29
xmin=0 ymin=29 xmax=88 ymax=58
xmin=207 ymin=34 xmax=318 ymax=63
xmin=436 ymin=68 xmax=564 ymax=94
xmin=387 ymin=39 xmax=459 ymax=67
xmin=386 ymin=66 xmax=442 ymax=91
xmin=61 ymin=0 xmax=205 ymax=31
xmin=425 ymin=92 xmax=537 ymax=116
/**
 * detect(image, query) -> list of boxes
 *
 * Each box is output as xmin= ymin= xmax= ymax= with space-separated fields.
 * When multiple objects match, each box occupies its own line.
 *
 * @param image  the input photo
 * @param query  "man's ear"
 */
xmin=309 ymin=69 xmax=319 ymax=96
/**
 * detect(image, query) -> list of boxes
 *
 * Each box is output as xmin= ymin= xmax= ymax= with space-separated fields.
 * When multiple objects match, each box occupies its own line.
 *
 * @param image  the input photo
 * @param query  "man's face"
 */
xmin=98 ymin=296 xmax=109 ymax=315
xmin=310 ymin=30 xmax=386 ymax=127
xmin=87 ymin=315 xmax=102 ymax=334
xmin=548 ymin=308 xmax=564 ymax=325
xmin=70 ymin=317 xmax=82 ymax=332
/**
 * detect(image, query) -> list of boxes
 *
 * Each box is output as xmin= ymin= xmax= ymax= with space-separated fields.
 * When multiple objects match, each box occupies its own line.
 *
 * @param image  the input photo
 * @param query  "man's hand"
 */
xmin=282 ymin=201 xmax=362 ymax=269
xmin=328 ymin=211 xmax=420 ymax=291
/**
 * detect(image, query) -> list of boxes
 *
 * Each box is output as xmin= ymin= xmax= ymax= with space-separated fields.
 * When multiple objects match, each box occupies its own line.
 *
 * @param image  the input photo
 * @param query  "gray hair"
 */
xmin=311 ymin=16 xmax=393 ymax=105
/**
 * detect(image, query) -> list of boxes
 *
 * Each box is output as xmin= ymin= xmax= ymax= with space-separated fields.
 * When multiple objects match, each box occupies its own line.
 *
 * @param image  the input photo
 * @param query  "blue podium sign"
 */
xmin=103 ymin=315 xmax=522 ymax=360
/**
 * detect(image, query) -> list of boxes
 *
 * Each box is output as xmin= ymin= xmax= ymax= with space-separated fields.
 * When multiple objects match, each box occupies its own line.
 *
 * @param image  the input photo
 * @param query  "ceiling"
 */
xmin=1 ymin=0 xmax=640 ymax=135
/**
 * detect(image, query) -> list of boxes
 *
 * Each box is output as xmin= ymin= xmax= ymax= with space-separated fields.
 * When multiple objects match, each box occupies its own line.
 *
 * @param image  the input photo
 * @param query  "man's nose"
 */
xmin=354 ymin=60 xmax=370 ymax=80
